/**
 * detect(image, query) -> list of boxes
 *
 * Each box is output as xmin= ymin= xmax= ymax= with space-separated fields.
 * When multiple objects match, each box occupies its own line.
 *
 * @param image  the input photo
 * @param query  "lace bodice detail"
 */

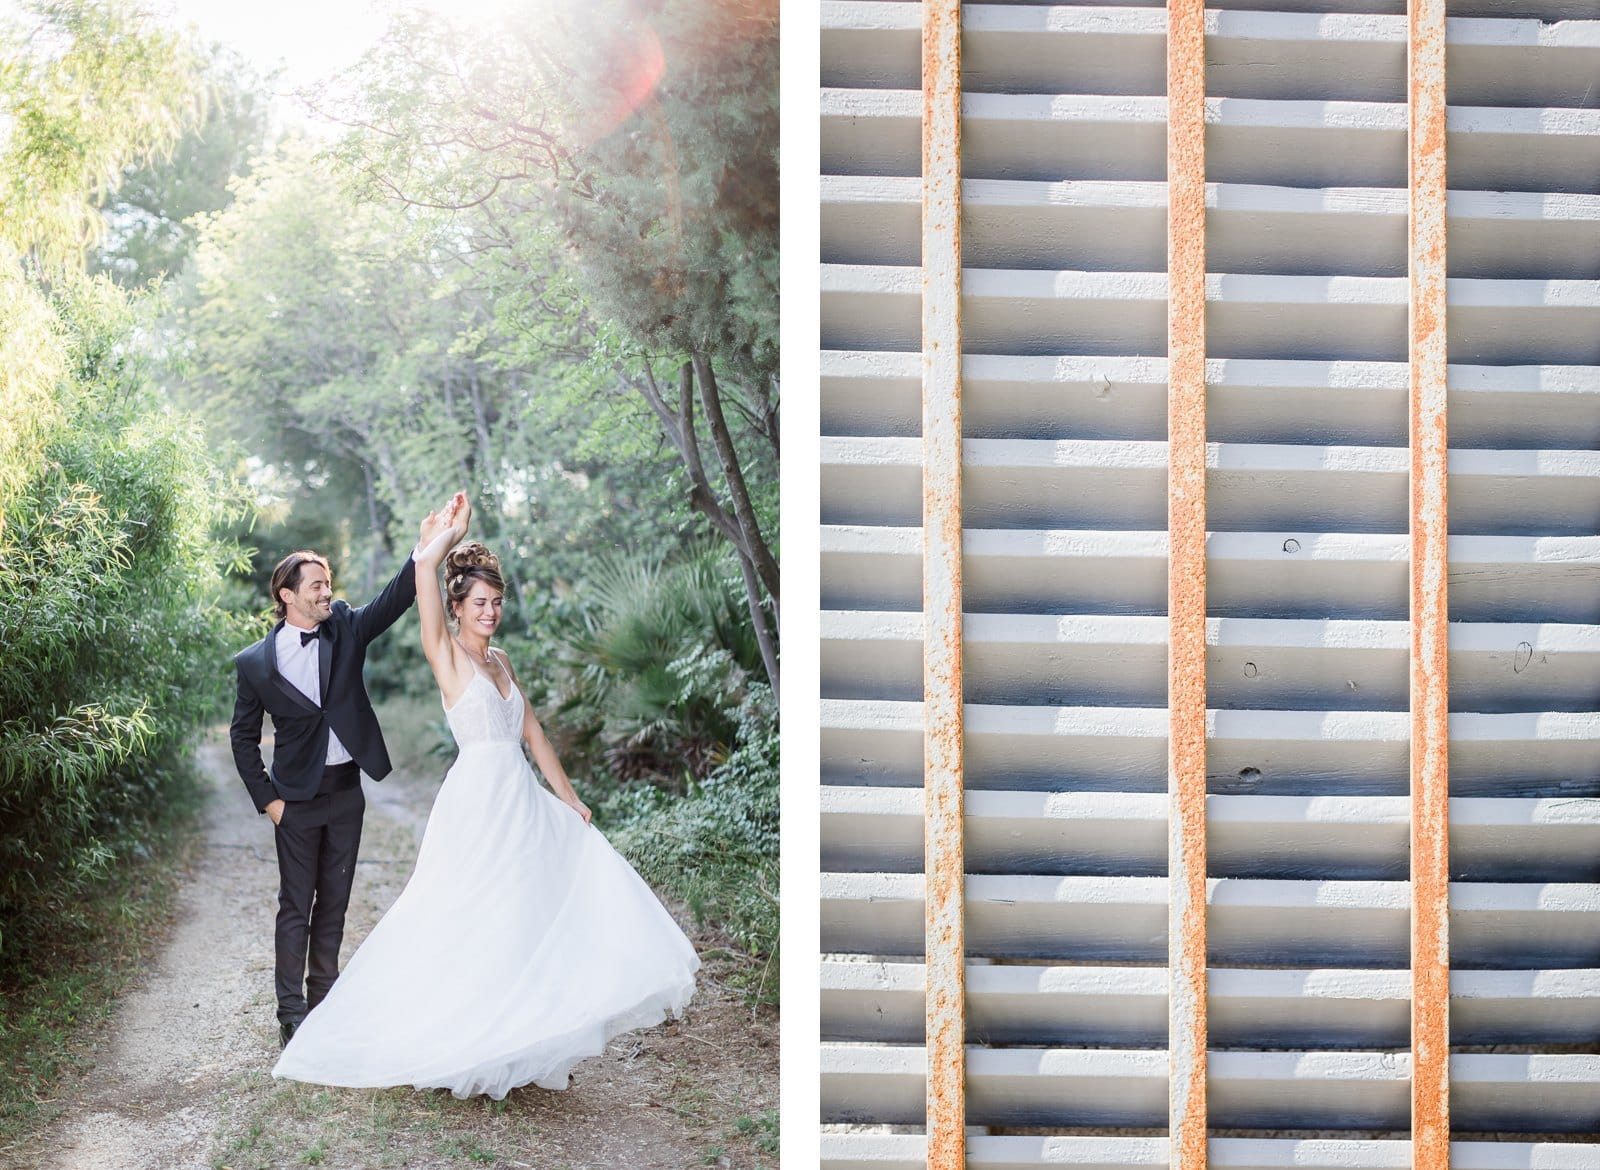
xmin=444 ymin=671 xmax=525 ymax=746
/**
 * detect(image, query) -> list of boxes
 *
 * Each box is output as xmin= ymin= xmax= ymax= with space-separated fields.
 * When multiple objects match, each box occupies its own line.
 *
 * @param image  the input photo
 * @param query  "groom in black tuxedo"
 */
xmin=230 ymin=525 xmax=442 ymax=1047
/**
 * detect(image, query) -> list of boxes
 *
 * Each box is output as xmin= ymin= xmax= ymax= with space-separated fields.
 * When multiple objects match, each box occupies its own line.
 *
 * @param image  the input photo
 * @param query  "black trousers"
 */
xmin=272 ymin=764 xmax=364 ymax=1025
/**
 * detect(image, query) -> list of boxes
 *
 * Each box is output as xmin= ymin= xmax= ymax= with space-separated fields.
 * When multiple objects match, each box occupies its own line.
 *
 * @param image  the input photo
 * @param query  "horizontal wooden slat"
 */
xmin=890 ymin=0 xmax=1600 ymax=17
xmin=822 ymin=872 xmax=1600 ymax=967
xmin=821 ymin=265 xmax=1600 ymax=363
xmin=820 ymin=527 xmax=1600 ymax=622
xmin=821 ymin=91 xmax=1600 ymax=193
xmin=822 ymin=178 xmax=1600 ymax=279
xmin=820 ymin=1133 xmax=1600 ymax=1170
xmin=820 ymin=1044 xmax=1600 ymax=1130
xmin=820 ymin=352 xmax=1600 ymax=447
xmin=820 ymin=788 xmax=1600 ymax=881
xmin=820 ymin=961 xmax=1600 ymax=1046
xmin=821 ymin=611 xmax=1600 ymax=711
xmin=821 ymin=5 xmax=1600 ymax=108
xmin=821 ymin=437 xmax=1600 ymax=535
xmin=821 ymin=700 xmax=1600 ymax=795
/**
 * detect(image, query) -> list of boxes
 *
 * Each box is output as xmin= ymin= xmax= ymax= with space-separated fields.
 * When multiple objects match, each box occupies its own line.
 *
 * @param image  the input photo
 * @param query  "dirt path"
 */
xmin=11 ymin=738 xmax=777 ymax=1170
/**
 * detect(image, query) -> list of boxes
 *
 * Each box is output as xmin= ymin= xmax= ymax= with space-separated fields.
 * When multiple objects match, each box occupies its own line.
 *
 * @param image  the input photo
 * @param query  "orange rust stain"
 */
xmin=1408 ymin=0 xmax=1450 ymax=1165
xmin=922 ymin=1 xmax=964 ymax=1167
xmin=1167 ymin=0 xmax=1207 ymax=1166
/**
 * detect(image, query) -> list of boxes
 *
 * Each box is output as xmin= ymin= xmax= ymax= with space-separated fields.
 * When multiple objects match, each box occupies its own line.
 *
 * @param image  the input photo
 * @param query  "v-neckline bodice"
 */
xmin=445 ymin=664 xmax=519 ymax=713
xmin=471 ymin=659 xmax=515 ymax=703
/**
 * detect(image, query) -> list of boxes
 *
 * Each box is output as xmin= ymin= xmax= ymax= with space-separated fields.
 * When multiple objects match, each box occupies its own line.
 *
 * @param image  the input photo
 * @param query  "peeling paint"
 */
xmin=1409 ymin=0 xmax=1450 ymax=1166
xmin=1168 ymin=1 xmax=1208 ymax=1167
xmin=922 ymin=1 xmax=965 ymax=1168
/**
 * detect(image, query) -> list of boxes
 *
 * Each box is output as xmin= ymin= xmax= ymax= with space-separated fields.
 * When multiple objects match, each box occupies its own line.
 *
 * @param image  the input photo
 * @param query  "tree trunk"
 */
xmin=692 ymin=353 xmax=779 ymax=616
xmin=362 ymin=462 xmax=382 ymax=594
xmin=738 ymin=550 xmax=779 ymax=701
xmin=467 ymin=366 xmax=494 ymax=482
xmin=630 ymin=357 xmax=780 ymax=693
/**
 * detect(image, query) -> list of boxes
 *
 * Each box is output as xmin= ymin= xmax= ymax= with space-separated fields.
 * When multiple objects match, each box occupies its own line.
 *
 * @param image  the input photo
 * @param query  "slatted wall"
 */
xmin=819 ymin=1 xmax=1600 ymax=1166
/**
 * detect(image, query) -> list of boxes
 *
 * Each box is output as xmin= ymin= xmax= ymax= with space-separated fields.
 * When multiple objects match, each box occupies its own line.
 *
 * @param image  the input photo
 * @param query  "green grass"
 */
xmin=436 ymin=1132 xmax=498 ymax=1162
xmin=701 ymin=1109 xmax=779 ymax=1169
xmin=738 ymin=1109 xmax=779 ymax=1156
xmin=0 ymin=767 xmax=204 ymax=1145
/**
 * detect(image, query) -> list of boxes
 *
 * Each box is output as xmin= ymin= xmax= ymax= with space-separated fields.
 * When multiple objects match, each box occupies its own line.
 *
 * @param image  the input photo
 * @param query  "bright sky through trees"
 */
xmin=158 ymin=0 xmax=539 ymax=112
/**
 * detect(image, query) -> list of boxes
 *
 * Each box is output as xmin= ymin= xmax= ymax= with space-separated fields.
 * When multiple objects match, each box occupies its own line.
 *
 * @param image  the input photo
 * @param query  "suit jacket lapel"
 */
xmin=264 ymin=620 xmax=284 ymax=680
xmin=317 ymin=623 xmax=332 ymax=706
xmin=263 ymin=621 xmax=321 ymax=715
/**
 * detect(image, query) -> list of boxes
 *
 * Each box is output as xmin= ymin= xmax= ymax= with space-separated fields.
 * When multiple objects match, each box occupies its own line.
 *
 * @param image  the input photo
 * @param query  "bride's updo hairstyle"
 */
xmin=444 ymin=541 xmax=505 ymax=623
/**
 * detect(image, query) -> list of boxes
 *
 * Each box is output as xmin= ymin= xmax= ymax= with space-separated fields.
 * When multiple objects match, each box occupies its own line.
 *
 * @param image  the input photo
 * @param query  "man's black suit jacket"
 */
xmin=230 ymin=553 xmax=418 ymax=812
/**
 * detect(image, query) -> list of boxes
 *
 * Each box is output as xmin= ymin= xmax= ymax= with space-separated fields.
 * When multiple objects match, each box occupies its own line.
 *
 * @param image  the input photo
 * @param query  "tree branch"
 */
xmin=691 ymin=353 xmax=778 ymax=610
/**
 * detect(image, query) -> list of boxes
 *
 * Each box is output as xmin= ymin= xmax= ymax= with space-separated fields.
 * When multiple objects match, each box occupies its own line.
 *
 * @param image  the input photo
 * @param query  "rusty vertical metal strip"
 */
xmin=922 ymin=0 xmax=965 ymax=1167
xmin=1408 ymin=0 xmax=1451 ymax=1165
xmin=1166 ymin=0 xmax=1208 ymax=1166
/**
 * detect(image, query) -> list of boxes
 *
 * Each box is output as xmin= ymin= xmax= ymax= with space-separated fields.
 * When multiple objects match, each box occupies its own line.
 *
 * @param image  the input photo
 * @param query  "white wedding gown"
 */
xmin=272 ymin=669 xmax=700 ymax=1098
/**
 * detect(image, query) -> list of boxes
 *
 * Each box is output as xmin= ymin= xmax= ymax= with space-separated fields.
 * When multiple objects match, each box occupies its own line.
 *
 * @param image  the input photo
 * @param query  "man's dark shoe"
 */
xmin=279 ymin=1019 xmax=300 ymax=1049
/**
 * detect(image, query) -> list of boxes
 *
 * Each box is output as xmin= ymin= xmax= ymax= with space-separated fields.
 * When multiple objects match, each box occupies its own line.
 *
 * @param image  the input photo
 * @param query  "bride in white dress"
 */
xmin=274 ymin=494 xmax=699 ymax=1098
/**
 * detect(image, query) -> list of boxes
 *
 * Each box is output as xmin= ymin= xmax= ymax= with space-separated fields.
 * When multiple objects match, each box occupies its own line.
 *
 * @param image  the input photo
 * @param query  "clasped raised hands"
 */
xmin=417 ymin=491 xmax=473 ymax=565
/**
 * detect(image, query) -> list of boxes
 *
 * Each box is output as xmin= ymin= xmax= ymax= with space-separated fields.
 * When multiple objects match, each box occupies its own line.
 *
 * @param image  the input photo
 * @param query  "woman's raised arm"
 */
xmin=415 ymin=492 xmax=474 ymax=702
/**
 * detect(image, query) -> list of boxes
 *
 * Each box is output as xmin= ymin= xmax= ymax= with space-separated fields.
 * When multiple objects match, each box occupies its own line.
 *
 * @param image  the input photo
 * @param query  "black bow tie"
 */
xmin=300 ymin=627 xmax=322 ymax=646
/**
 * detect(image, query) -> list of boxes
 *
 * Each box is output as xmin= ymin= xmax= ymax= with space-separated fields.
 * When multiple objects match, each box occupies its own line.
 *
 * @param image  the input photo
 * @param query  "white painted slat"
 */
xmin=820 ymin=961 xmax=1600 ymax=1047
xmin=821 ymin=611 xmax=1600 ymax=711
xmin=821 ymin=527 xmax=1600 ymax=622
xmin=925 ymin=0 xmax=1600 ymax=17
xmin=821 ymin=437 xmax=1600 ymax=535
xmin=820 ymin=699 xmax=1600 ymax=795
xmin=821 ymin=265 xmax=1600 ymax=363
xmin=819 ymin=351 xmax=1600 ymax=448
xmin=821 ymin=872 xmax=1600 ymax=967
xmin=822 ymin=177 xmax=1600 ymax=279
xmin=820 ymin=1044 xmax=1600 ymax=1130
xmin=821 ymin=5 xmax=1600 ymax=108
xmin=819 ymin=788 xmax=1600 ymax=881
xmin=821 ymin=1133 xmax=1600 ymax=1170
xmin=821 ymin=91 xmax=1600 ymax=192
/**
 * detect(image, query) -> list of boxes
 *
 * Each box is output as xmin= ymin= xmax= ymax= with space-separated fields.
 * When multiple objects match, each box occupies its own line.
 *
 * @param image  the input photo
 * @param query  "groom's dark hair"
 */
xmin=270 ymin=551 xmax=331 ymax=619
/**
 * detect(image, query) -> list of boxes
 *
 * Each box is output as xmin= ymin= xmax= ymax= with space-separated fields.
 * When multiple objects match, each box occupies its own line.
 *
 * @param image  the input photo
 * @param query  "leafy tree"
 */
xmin=327 ymin=0 xmax=780 ymax=692
xmin=0 ymin=0 xmax=250 ymax=974
xmin=178 ymin=139 xmax=478 ymax=591
xmin=0 ymin=272 xmax=254 ymax=972
xmin=0 ymin=0 xmax=200 ymax=269
xmin=91 ymin=42 xmax=270 ymax=287
xmin=177 ymin=140 xmax=699 ymax=618
xmin=0 ymin=0 xmax=198 ymax=506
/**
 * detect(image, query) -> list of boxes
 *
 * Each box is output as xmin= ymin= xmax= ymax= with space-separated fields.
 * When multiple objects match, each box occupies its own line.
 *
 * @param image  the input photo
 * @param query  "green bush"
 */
xmin=0 ymin=271 xmax=253 ymax=978
xmin=600 ymin=683 xmax=778 ymax=1001
xmin=556 ymin=544 xmax=763 ymax=787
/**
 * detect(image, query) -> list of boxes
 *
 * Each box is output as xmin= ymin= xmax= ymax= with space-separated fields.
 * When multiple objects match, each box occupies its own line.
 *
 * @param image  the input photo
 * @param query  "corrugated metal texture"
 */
xmin=821 ymin=1 xmax=1600 ymax=1166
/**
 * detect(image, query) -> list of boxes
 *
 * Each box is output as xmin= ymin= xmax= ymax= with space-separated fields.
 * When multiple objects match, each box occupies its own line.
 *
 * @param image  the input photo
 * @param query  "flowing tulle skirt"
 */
xmin=272 ymin=741 xmax=700 ymax=1099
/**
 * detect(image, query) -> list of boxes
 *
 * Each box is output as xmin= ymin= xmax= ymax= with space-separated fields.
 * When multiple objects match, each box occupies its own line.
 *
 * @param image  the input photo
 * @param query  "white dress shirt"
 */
xmin=274 ymin=622 xmax=353 ymax=766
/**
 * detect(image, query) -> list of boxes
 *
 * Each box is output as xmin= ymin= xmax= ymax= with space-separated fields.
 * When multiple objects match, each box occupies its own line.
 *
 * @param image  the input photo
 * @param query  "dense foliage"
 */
xmin=0 ymin=275 xmax=253 ymax=976
xmin=0 ymin=1 xmax=248 ymax=979
xmin=602 ymin=683 xmax=779 ymax=996
xmin=327 ymin=0 xmax=780 ymax=694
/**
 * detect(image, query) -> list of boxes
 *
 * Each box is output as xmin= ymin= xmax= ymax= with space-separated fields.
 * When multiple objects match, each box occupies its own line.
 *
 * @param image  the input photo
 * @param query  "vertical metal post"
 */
xmin=1167 ymin=1 xmax=1209 ymax=1166
xmin=922 ymin=1 xmax=965 ymax=1167
xmin=1408 ymin=0 xmax=1451 ymax=1166
xmin=1158 ymin=0 xmax=1203 ymax=1165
